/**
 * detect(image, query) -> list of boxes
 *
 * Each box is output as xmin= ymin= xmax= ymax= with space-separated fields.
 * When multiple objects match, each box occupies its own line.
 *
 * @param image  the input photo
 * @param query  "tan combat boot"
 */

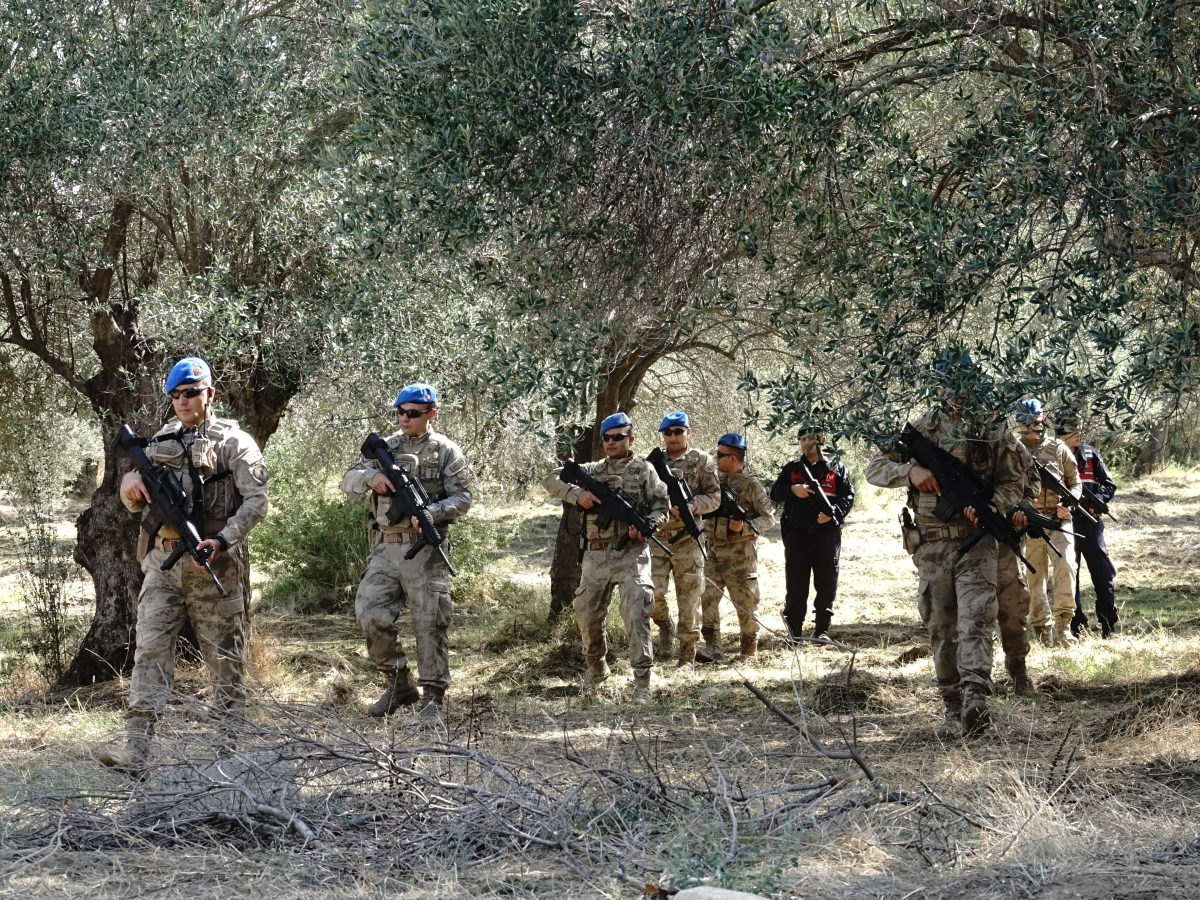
xmin=1053 ymin=614 xmax=1078 ymax=648
xmin=418 ymin=687 xmax=445 ymax=723
xmin=696 ymin=625 xmax=725 ymax=664
xmin=1034 ymin=623 xmax=1054 ymax=647
xmin=739 ymin=634 xmax=758 ymax=658
xmin=935 ymin=697 xmax=963 ymax=740
xmin=962 ymin=690 xmax=991 ymax=735
xmin=676 ymin=642 xmax=697 ymax=672
xmin=631 ymin=673 xmax=652 ymax=704
xmin=1006 ymin=657 xmax=1035 ymax=697
xmin=96 ymin=730 xmax=151 ymax=777
xmin=655 ymin=618 xmax=676 ymax=659
xmin=580 ymin=659 xmax=611 ymax=697
xmin=367 ymin=667 xmax=421 ymax=718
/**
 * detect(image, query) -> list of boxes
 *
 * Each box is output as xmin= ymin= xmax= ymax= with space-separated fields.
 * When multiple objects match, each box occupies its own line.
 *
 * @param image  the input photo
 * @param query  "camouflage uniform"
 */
xmin=1024 ymin=433 xmax=1079 ymax=645
xmin=997 ymin=440 xmax=1037 ymax=694
xmin=341 ymin=429 xmax=473 ymax=693
xmin=544 ymin=456 xmax=668 ymax=685
xmin=121 ymin=414 xmax=269 ymax=738
xmin=866 ymin=408 xmax=1023 ymax=728
xmin=700 ymin=471 xmax=774 ymax=641
xmin=650 ymin=448 xmax=720 ymax=656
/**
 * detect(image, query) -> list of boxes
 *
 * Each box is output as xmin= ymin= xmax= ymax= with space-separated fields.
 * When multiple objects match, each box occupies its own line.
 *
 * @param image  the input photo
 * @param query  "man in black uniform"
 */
xmin=771 ymin=430 xmax=854 ymax=640
xmin=1058 ymin=413 xmax=1119 ymax=637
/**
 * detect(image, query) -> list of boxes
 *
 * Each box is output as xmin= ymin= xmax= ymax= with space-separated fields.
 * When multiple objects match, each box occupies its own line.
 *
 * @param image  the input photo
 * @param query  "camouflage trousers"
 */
xmin=914 ymin=534 xmax=998 ymax=706
xmin=996 ymin=544 xmax=1030 ymax=662
xmin=355 ymin=540 xmax=453 ymax=691
xmin=574 ymin=542 xmax=655 ymax=677
xmin=700 ymin=539 xmax=761 ymax=636
xmin=651 ymin=535 xmax=705 ymax=646
xmin=1025 ymin=527 xmax=1076 ymax=627
xmin=127 ymin=545 xmax=247 ymax=732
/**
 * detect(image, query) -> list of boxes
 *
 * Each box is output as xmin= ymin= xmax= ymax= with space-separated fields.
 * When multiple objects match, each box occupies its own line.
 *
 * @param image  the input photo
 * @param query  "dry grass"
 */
xmin=0 ymin=472 xmax=1198 ymax=898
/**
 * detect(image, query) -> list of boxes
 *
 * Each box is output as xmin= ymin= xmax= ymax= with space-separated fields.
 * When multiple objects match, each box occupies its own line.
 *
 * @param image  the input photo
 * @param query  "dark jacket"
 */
xmin=1074 ymin=442 xmax=1116 ymax=514
xmin=771 ymin=454 xmax=855 ymax=531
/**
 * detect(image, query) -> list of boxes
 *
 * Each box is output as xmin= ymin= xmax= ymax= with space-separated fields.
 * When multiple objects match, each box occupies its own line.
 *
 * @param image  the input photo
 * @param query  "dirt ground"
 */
xmin=1 ymin=469 xmax=1199 ymax=898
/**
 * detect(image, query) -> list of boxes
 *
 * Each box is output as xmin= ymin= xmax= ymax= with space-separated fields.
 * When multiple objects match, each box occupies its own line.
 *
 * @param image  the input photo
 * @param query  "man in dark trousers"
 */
xmin=771 ymin=430 xmax=855 ymax=640
xmin=1057 ymin=413 xmax=1119 ymax=637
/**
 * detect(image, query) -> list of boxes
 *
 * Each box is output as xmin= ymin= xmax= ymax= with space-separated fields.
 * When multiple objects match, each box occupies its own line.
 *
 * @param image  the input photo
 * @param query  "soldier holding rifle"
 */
xmin=1015 ymin=398 xmax=1081 ymax=648
xmin=97 ymin=358 xmax=269 ymax=774
xmin=645 ymin=411 xmax=720 ymax=669
xmin=543 ymin=412 xmax=668 ymax=702
xmin=341 ymin=382 xmax=473 ymax=721
xmin=771 ymin=429 xmax=855 ymax=642
xmin=865 ymin=353 xmax=1024 ymax=738
xmin=699 ymin=434 xmax=774 ymax=660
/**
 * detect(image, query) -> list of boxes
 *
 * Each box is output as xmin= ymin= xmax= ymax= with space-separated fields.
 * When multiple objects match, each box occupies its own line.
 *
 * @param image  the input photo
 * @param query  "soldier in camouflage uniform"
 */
xmin=1015 ymin=398 xmax=1079 ymax=648
xmin=865 ymin=355 xmax=1024 ymax=737
xmin=544 ymin=412 xmax=668 ymax=702
xmin=648 ymin=411 xmax=720 ymax=668
xmin=341 ymin=382 xmax=473 ymax=721
xmin=97 ymin=358 xmax=269 ymax=775
xmin=996 ymin=436 xmax=1038 ymax=696
xmin=699 ymin=434 xmax=775 ymax=660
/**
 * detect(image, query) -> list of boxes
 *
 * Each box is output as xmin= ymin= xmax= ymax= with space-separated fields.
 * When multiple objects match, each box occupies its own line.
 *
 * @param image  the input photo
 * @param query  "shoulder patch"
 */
xmin=446 ymin=455 xmax=470 ymax=477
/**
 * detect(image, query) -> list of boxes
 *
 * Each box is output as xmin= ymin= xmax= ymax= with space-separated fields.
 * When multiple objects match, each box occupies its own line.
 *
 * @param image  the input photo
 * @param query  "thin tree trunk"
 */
xmin=1133 ymin=416 xmax=1171 ymax=476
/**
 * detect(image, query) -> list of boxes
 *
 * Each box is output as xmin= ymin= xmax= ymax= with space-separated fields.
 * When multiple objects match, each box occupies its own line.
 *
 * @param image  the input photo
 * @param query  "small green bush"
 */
xmin=253 ymin=495 xmax=371 ymax=613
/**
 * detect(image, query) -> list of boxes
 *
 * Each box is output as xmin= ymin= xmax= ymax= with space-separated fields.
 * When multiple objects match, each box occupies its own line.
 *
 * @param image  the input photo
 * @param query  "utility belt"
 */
xmin=380 ymin=528 xmax=448 ymax=544
xmin=918 ymin=522 xmax=974 ymax=542
xmin=587 ymin=538 xmax=622 ymax=551
xmin=153 ymin=518 xmax=227 ymax=554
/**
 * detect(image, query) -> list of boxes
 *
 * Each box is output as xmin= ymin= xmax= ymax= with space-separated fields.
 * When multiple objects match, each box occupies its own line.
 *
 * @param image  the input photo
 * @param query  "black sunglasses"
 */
xmin=398 ymin=407 xmax=431 ymax=419
xmin=602 ymin=432 xmax=631 ymax=443
xmin=661 ymin=427 xmax=687 ymax=437
xmin=169 ymin=386 xmax=207 ymax=401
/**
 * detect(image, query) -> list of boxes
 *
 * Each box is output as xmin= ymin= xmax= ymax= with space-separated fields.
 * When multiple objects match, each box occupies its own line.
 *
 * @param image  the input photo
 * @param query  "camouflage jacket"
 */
xmin=655 ymin=446 xmax=721 ymax=533
xmin=706 ymin=470 xmax=774 ymax=545
xmin=122 ymin=413 xmax=269 ymax=555
xmin=544 ymin=454 xmax=668 ymax=544
xmin=341 ymin=428 xmax=473 ymax=533
xmin=865 ymin=407 xmax=1024 ymax=526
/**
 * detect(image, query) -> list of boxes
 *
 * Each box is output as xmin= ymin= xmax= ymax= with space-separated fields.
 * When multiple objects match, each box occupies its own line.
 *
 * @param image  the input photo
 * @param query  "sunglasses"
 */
xmin=661 ymin=427 xmax=687 ymax=437
xmin=716 ymin=451 xmax=740 ymax=460
xmin=169 ymin=386 xmax=207 ymax=401
xmin=602 ymin=432 xmax=631 ymax=443
xmin=398 ymin=407 xmax=431 ymax=419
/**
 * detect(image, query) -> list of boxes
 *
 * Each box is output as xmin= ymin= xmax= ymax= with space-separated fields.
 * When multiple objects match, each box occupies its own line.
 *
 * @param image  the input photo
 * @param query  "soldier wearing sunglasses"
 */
xmin=543 ymin=412 xmax=668 ymax=703
xmin=341 ymin=382 xmax=474 ymax=721
xmin=700 ymin=434 xmax=774 ymax=660
xmin=648 ymin=411 xmax=720 ymax=669
xmin=97 ymin=357 xmax=269 ymax=775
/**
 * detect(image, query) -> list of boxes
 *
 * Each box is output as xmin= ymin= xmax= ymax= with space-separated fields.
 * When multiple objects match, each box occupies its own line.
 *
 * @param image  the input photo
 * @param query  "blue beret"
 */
xmin=717 ymin=433 xmax=747 ymax=451
xmin=658 ymin=411 xmax=689 ymax=431
xmin=1015 ymin=397 xmax=1045 ymax=423
xmin=164 ymin=357 xmax=212 ymax=395
xmin=394 ymin=382 xmax=437 ymax=407
xmin=933 ymin=348 xmax=974 ymax=380
xmin=600 ymin=412 xmax=632 ymax=434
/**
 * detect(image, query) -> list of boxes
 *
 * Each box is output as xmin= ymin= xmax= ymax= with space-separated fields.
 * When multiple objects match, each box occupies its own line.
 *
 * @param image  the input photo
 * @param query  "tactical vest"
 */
xmin=1077 ymin=449 xmax=1098 ymax=486
xmin=582 ymin=457 xmax=653 ymax=543
xmin=143 ymin=425 xmax=243 ymax=540
xmin=373 ymin=433 xmax=449 ymax=533
xmin=908 ymin=417 xmax=1001 ymax=522
xmin=658 ymin=448 xmax=709 ymax=533
xmin=709 ymin=473 xmax=758 ymax=545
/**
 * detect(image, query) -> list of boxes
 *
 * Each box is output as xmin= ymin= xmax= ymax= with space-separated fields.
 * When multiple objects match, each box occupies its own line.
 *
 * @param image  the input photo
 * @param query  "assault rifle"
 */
xmin=559 ymin=459 xmax=672 ymax=555
xmin=798 ymin=459 xmax=838 ymax=520
xmin=1032 ymin=460 xmax=1097 ymax=525
xmin=645 ymin=448 xmax=708 ymax=559
xmin=896 ymin=423 xmax=1036 ymax=572
xmin=706 ymin=482 xmax=761 ymax=536
xmin=115 ymin=424 xmax=227 ymax=597
xmin=361 ymin=433 xmax=457 ymax=576
xmin=1012 ymin=503 xmax=1064 ymax=558
xmin=1081 ymin=484 xmax=1118 ymax=522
